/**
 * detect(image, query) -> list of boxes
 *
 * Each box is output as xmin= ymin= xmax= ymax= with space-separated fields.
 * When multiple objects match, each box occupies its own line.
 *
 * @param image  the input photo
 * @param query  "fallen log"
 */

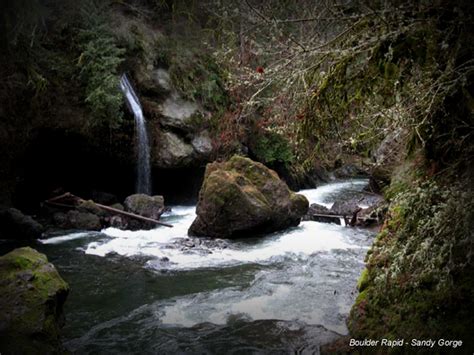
xmin=92 ymin=202 xmax=173 ymax=228
xmin=308 ymin=213 xmax=344 ymax=225
xmin=309 ymin=211 xmax=377 ymax=227
xmin=45 ymin=193 xmax=173 ymax=228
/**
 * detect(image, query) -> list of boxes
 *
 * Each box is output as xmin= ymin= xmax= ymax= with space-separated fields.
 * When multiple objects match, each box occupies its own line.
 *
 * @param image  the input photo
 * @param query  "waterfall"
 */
xmin=120 ymin=74 xmax=152 ymax=195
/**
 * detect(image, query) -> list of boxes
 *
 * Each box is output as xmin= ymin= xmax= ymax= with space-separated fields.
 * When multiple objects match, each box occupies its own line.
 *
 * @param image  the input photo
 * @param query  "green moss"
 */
xmin=349 ymin=174 xmax=474 ymax=347
xmin=354 ymin=289 xmax=368 ymax=306
xmin=357 ymin=268 xmax=370 ymax=292
xmin=0 ymin=247 xmax=69 ymax=353
xmin=13 ymin=255 xmax=34 ymax=270
xmin=251 ymin=130 xmax=294 ymax=166
xmin=166 ymin=42 xmax=229 ymax=111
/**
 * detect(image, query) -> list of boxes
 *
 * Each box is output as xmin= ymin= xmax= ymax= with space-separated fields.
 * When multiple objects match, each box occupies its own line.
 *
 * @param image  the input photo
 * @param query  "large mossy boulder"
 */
xmin=189 ymin=156 xmax=309 ymax=238
xmin=0 ymin=247 xmax=69 ymax=354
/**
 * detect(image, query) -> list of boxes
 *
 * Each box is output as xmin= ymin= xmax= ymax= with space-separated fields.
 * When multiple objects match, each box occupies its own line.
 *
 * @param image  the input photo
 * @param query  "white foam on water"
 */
xmin=39 ymin=232 xmax=98 ymax=245
xmin=299 ymin=179 xmax=368 ymax=208
xmin=59 ymin=181 xmax=370 ymax=271
xmin=84 ymin=209 xmax=361 ymax=270
xmin=158 ymin=255 xmax=357 ymax=334
xmin=85 ymin=205 xmax=196 ymax=259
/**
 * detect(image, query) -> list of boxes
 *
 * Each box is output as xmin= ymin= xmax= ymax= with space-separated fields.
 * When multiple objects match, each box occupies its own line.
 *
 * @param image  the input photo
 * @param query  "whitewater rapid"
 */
xmin=40 ymin=180 xmax=369 ymax=271
xmin=39 ymin=179 xmax=373 ymax=336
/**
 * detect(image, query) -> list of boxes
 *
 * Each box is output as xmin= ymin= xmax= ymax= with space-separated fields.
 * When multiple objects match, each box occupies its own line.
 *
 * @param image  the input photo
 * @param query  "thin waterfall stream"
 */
xmin=120 ymin=74 xmax=152 ymax=195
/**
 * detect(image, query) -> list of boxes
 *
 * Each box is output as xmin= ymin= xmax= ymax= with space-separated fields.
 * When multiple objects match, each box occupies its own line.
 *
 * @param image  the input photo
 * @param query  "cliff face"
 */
xmin=349 ymin=163 xmax=474 ymax=348
xmin=0 ymin=1 xmax=228 ymax=208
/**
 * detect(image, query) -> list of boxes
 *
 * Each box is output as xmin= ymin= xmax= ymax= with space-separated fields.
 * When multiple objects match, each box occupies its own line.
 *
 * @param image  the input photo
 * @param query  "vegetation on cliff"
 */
xmin=0 ymin=0 xmax=473 ymax=349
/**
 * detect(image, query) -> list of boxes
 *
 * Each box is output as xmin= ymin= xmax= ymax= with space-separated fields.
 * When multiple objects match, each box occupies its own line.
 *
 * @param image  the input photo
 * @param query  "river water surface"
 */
xmin=1 ymin=179 xmax=374 ymax=353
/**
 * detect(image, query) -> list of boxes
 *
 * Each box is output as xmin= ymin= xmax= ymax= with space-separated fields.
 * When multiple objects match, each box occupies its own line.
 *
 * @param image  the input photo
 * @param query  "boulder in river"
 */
xmin=124 ymin=194 xmax=165 ymax=220
xmin=0 ymin=247 xmax=69 ymax=354
xmin=0 ymin=207 xmax=44 ymax=239
xmin=53 ymin=210 xmax=102 ymax=231
xmin=124 ymin=193 xmax=165 ymax=230
xmin=189 ymin=155 xmax=309 ymax=238
xmin=330 ymin=199 xmax=361 ymax=216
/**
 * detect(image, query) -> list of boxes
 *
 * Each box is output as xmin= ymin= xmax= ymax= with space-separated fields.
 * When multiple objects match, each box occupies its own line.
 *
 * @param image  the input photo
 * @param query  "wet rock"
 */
xmin=0 ymin=247 xmax=69 ymax=354
xmin=307 ymin=203 xmax=331 ymax=215
xmin=77 ymin=199 xmax=107 ymax=217
xmin=109 ymin=215 xmax=128 ymax=229
xmin=124 ymin=194 xmax=165 ymax=220
xmin=53 ymin=210 xmax=101 ymax=230
xmin=0 ymin=207 xmax=44 ymax=239
xmin=110 ymin=203 xmax=124 ymax=211
xmin=189 ymin=155 xmax=309 ymax=238
xmin=330 ymin=199 xmax=361 ymax=216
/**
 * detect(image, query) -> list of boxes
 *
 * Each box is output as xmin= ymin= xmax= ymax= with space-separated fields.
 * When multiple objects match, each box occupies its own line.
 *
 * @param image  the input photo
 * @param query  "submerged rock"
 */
xmin=0 ymin=247 xmax=69 ymax=354
xmin=189 ymin=156 xmax=308 ymax=238
xmin=0 ymin=207 xmax=44 ymax=239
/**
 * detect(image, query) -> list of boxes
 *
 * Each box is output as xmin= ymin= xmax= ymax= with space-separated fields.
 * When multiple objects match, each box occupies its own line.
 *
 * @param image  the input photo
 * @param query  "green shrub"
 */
xmin=76 ymin=1 xmax=125 ymax=128
xmin=251 ymin=130 xmax=294 ymax=166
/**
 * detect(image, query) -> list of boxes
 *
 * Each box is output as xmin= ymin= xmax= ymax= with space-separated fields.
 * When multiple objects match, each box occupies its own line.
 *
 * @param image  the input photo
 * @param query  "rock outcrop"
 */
xmin=0 ymin=247 xmax=69 ymax=354
xmin=0 ymin=207 xmax=44 ymax=239
xmin=189 ymin=156 xmax=309 ymax=238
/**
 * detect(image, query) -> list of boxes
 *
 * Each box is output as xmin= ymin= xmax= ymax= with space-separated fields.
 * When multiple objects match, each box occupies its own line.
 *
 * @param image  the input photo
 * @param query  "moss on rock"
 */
xmin=348 ymin=174 xmax=474 ymax=351
xmin=0 ymin=247 xmax=69 ymax=354
xmin=189 ymin=155 xmax=308 ymax=238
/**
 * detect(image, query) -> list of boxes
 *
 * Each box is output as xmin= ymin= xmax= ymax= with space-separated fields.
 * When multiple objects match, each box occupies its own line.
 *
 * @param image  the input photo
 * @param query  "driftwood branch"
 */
xmin=45 ymin=193 xmax=173 ymax=228
xmin=93 ymin=202 xmax=173 ymax=228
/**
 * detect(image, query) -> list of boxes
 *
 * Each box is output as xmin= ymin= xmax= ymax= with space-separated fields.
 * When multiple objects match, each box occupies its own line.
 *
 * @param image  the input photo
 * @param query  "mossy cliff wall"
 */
xmin=346 ymin=2 xmax=474 ymax=350
xmin=349 ymin=165 xmax=474 ymax=351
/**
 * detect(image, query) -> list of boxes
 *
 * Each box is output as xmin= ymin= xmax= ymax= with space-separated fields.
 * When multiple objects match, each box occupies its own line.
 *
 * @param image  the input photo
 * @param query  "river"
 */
xmin=0 ymin=179 xmax=374 ymax=353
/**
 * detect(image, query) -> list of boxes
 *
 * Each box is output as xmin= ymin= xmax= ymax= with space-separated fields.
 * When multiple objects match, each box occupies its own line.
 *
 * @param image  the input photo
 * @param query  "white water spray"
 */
xmin=120 ymin=74 xmax=152 ymax=194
